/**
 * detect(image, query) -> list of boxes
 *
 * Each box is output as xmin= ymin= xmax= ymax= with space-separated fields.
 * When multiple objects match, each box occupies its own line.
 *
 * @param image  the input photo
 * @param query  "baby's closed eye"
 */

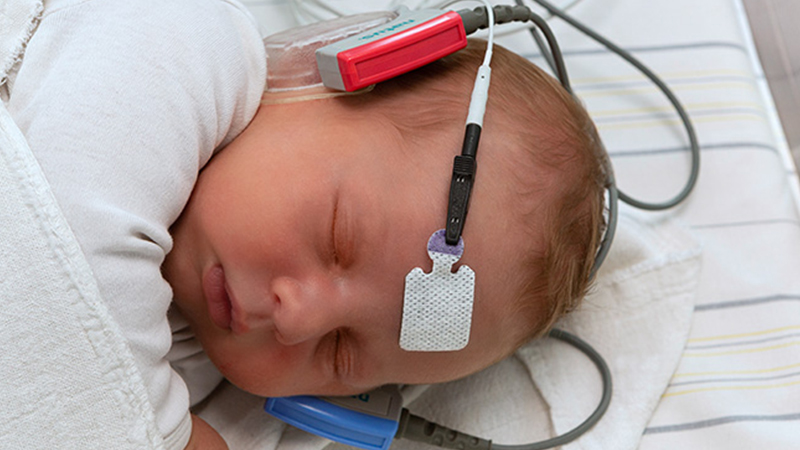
xmin=330 ymin=194 xmax=356 ymax=269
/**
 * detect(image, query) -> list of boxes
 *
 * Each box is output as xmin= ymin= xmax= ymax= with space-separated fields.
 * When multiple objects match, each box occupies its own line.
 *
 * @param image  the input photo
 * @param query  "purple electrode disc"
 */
xmin=427 ymin=229 xmax=463 ymax=257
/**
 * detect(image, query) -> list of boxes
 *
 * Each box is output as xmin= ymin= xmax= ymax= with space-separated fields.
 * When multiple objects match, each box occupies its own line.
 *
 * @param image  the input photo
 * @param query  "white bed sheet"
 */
xmin=238 ymin=0 xmax=800 ymax=448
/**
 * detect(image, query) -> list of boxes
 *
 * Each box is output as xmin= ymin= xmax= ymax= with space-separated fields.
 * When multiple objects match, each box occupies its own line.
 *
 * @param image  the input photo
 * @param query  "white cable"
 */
xmin=480 ymin=0 xmax=495 ymax=65
xmin=464 ymin=0 xmax=494 ymax=126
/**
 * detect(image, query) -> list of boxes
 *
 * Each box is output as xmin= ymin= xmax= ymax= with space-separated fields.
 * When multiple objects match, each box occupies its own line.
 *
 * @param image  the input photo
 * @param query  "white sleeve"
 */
xmin=7 ymin=0 xmax=266 ymax=447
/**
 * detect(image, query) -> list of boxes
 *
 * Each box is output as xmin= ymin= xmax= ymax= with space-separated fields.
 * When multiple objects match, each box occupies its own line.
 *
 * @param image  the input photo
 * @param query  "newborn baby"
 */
xmin=7 ymin=0 xmax=604 ymax=444
xmin=163 ymin=40 xmax=606 ymax=401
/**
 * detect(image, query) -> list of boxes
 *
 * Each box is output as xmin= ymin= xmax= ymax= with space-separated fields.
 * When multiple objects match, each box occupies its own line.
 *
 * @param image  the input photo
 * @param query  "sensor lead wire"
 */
xmin=524 ymin=0 xmax=701 ymax=211
xmin=395 ymin=328 xmax=613 ymax=450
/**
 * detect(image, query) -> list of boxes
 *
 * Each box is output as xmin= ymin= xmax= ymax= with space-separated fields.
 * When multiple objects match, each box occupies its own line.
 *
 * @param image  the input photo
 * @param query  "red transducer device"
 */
xmin=316 ymin=9 xmax=467 ymax=92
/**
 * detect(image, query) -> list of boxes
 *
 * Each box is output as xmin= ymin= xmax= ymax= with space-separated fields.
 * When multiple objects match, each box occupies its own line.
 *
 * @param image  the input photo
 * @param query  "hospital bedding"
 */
xmin=239 ymin=0 xmax=800 ymax=448
xmin=544 ymin=1 xmax=800 ymax=448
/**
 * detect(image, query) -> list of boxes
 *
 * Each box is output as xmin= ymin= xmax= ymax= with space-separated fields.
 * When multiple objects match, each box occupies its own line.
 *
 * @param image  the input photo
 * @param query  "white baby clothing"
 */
xmin=5 ymin=0 xmax=266 ymax=447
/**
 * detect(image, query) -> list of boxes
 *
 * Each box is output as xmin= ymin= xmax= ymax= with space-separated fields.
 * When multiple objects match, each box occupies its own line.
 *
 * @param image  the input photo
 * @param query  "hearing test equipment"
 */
xmin=262 ymin=0 xmax=701 ymax=449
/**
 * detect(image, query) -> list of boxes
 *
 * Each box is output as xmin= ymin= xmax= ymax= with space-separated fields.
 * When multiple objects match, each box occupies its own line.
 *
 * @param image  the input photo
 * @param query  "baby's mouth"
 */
xmin=203 ymin=265 xmax=232 ymax=331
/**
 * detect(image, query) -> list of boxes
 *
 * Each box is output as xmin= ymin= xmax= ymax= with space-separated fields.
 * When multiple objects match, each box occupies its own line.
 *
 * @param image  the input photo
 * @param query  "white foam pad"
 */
xmin=400 ymin=229 xmax=476 ymax=352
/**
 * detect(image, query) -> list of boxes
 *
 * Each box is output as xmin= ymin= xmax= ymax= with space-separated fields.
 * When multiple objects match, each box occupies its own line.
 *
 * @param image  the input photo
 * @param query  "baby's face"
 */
xmin=163 ymin=98 xmax=531 ymax=397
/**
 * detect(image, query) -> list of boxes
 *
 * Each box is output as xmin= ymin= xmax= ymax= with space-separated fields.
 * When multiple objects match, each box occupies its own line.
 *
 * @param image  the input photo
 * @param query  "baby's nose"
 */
xmin=230 ymin=286 xmax=278 ymax=334
xmin=270 ymin=275 xmax=345 ymax=346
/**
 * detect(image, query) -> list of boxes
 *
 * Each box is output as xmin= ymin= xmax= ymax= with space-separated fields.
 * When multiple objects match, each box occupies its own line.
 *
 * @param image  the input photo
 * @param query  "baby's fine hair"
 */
xmin=347 ymin=39 xmax=607 ymax=346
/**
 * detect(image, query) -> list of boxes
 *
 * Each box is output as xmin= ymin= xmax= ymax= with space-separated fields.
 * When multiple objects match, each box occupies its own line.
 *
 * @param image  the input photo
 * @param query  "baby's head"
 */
xmin=163 ymin=40 xmax=606 ymax=397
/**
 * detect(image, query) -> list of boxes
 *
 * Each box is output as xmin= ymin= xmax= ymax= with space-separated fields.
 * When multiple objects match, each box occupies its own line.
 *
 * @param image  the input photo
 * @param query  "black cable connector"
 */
xmin=395 ymin=409 xmax=493 ymax=450
xmin=445 ymin=123 xmax=481 ymax=245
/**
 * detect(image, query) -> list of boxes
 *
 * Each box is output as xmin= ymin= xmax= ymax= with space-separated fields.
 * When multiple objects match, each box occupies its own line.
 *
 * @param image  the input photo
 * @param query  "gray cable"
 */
xmin=525 ymin=0 xmax=700 ymax=211
xmin=395 ymin=329 xmax=613 ymax=450
xmin=529 ymin=25 xmax=557 ymax=74
xmin=459 ymin=6 xmax=572 ymax=93
xmin=590 ymin=182 xmax=617 ymax=277
xmin=460 ymin=4 xmax=615 ymax=277
xmin=494 ymin=329 xmax=613 ymax=450
xmin=426 ymin=3 xmax=702 ymax=447
xmin=408 ymin=3 xmax=699 ymax=448
xmin=460 ymin=2 xmax=700 ymax=211
xmin=507 ymin=1 xmax=556 ymax=75
xmin=524 ymin=10 xmax=572 ymax=94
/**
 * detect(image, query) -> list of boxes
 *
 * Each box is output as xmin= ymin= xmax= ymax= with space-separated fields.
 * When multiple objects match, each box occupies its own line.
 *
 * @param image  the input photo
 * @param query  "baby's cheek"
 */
xmin=213 ymin=340 xmax=314 ymax=396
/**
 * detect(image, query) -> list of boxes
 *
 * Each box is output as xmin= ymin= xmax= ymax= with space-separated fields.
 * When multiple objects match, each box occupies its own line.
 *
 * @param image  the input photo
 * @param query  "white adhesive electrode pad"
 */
xmin=400 ymin=229 xmax=476 ymax=352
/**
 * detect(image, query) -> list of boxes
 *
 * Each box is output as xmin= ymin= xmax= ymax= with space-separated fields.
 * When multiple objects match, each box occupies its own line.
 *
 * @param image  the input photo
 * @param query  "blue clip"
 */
xmin=265 ymin=386 xmax=403 ymax=450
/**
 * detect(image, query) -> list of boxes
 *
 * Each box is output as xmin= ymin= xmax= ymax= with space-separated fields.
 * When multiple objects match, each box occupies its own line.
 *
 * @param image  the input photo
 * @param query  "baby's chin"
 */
xmin=226 ymin=372 xmax=379 ymax=398
xmin=208 ymin=356 xmax=379 ymax=398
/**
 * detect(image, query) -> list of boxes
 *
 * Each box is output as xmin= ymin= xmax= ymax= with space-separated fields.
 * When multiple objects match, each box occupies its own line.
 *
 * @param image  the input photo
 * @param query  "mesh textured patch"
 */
xmin=400 ymin=229 xmax=475 ymax=352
